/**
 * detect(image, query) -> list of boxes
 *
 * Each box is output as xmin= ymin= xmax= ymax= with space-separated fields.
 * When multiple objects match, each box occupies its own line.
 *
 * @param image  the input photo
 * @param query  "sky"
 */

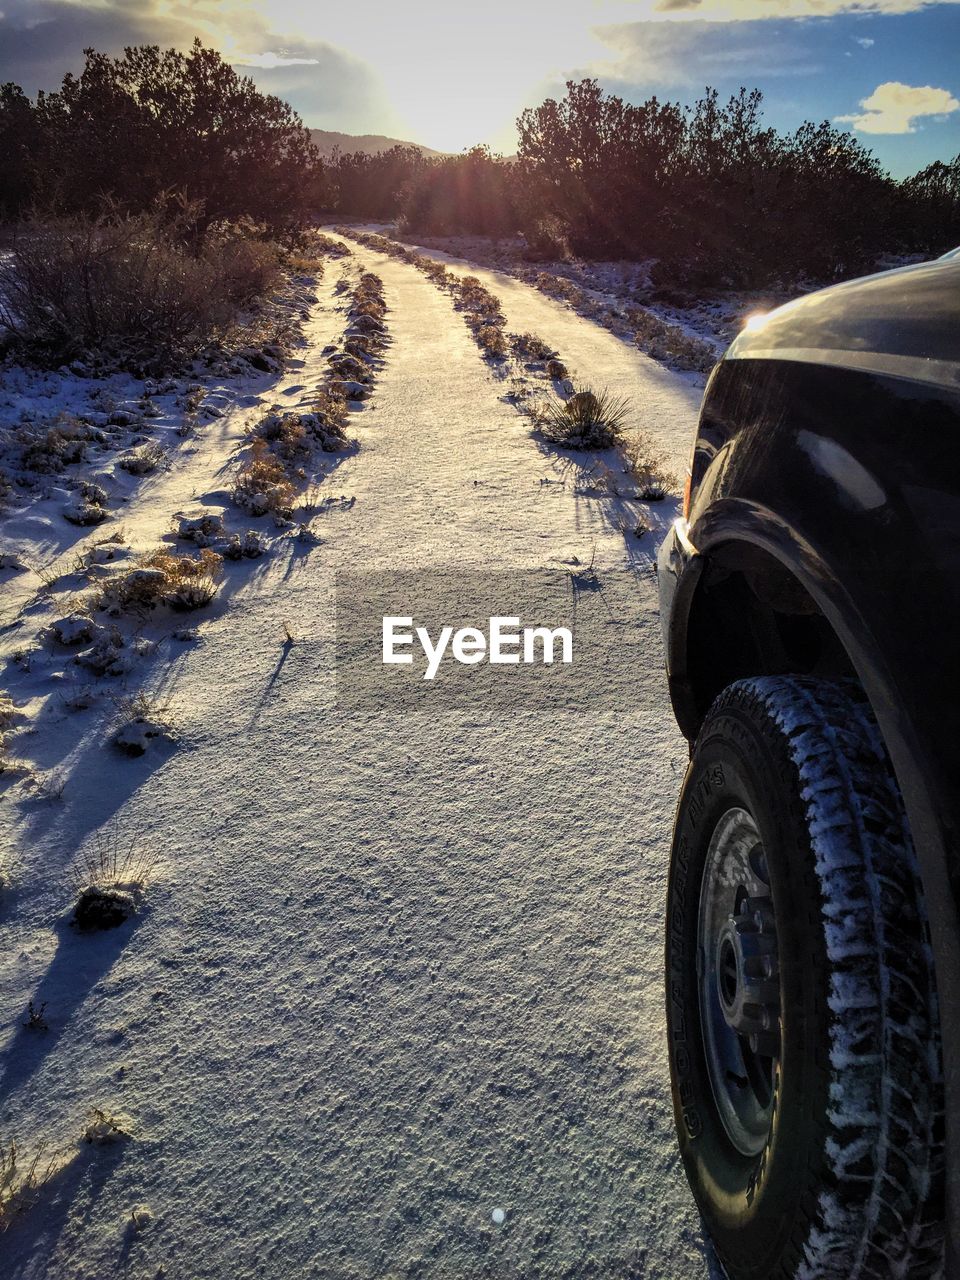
xmin=1 ymin=0 xmax=958 ymax=177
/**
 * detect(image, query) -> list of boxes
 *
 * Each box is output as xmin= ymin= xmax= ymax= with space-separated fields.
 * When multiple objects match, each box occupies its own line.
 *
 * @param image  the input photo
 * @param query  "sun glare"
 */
xmin=258 ymin=0 xmax=613 ymax=151
xmin=743 ymin=311 xmax=771 ymax=332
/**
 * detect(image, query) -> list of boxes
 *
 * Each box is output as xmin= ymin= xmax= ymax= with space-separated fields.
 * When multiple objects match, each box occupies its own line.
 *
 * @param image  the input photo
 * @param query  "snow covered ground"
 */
xmin=0 ymin=234 xmax=715 ymax=1277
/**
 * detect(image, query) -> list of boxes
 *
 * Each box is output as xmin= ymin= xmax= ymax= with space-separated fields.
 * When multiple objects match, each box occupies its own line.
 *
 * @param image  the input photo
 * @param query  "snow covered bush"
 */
xmin=223 ymin=530 xmax=268 ymax=560
xmin=113 ymin=716 xmax=166 ymax=757
xmin=74 ymin=627 xmax=129 ymax=677
xmin=476 ymin=325 xmax=507 ymax=359
xmin=305 ymin=393 xmax=351 ymax=450
xmin=50 ymin=613 xmax=97 ymax=646
xmin=511 ymin=332 xmax=555 ymax=361
xmin=176 ymin=512 xmax=225 ymax=546
xmin=63 ymin=480 xmax=109 ymax=526
xmin=99 ymin=548 xmax=222 ymax=613
xmin=17 ymin=419 xmax=91 ymax=473
xmin=233 ymin=441 xmax=297 ymax=519
xmin=418 ymin=258 xmax=449 ymax=286
xmin=327 ymin=352 xmax=369 ymax=382
xmin=538 ymin=387 xmax=631 ymax=450
xmin=314 ymin=233 xmax=351 ymax=258
xmin=352 ymin=297 xmax=385 ymax=322
xmin=628 ymin=307 xmax=716 ymax=373
xmin=118 ymin=443 xmax=166 ymax=475
xmin=82 ymin=1109 xmax=132 ymax=1144
xmin=255 ymin=413 xmax=309 ymax=462
xmin=534 ymin=273 xmax=581 ymax=304
xmin=110 ymin=692 xmax=171 ymax=759
xmin=456 ymin=276 xmax=502 ymax=321
xmin=344 ymin=335 xmax=376 ymax=362
xmin=448 ymin=275 xmax=509 ymax=360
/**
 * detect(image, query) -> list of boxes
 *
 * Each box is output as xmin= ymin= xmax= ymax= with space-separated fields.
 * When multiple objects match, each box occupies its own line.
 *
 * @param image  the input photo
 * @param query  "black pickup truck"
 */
xmin=658 ymin=249 xmax=960 ymax=1279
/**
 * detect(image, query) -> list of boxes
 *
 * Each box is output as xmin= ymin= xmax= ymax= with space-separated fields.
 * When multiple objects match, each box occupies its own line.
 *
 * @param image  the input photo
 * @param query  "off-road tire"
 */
xmin=666 ymin=675 xmax=944 ymax=1279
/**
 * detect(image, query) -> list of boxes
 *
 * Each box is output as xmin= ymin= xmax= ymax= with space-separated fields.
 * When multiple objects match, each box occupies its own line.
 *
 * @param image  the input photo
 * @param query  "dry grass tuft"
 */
xmin=71 ymin=821 xmax=157 ymax=895
xmin=234 ymin=440 xmax=297 ymax=518
xmin=0 ymin=1142 xmax=63 ymax=1231
xmin=72 ymin=821 xmax=156 ymax=923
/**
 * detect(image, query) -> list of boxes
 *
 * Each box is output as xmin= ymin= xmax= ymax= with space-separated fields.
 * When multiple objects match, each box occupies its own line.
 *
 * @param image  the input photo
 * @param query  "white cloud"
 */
xmin=642 ymin=0 xmax=956 ymax=18
xmin=855 ymin=35 xmax=876 ymax=45
xmin=232 ymin=51 xmax=320 ymax=69
xmin=836 ymin=81 xmax=960 ymax=133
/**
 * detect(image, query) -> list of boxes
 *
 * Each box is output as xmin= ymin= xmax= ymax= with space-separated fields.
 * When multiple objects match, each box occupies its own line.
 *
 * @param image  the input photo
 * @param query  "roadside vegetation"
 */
xmin=0 ymin=204 xmax=282 ymax=371
xmin=320 ymin=84 xmax=958 ymax=291
xmin=0 ymin=43 xmax=320 ymax=374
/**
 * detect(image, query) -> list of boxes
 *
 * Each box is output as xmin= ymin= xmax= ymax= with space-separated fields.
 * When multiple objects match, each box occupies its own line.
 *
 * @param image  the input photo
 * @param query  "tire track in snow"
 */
xmin=388 ymin=238 xmax=704 ymax=479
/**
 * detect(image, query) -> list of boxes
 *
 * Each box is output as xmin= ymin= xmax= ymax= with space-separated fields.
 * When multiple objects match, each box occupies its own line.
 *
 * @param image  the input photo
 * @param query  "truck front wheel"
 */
xmin=666 ymin=676 xmax=944 ymax=1278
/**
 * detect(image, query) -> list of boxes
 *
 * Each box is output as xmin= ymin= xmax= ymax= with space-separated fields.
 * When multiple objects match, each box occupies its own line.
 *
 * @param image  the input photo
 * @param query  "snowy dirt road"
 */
xmin=0 ymin=237 xmax=713 ymax=1278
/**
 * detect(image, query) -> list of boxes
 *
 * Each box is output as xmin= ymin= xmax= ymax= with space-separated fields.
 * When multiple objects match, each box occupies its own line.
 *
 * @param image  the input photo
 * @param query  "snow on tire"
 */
xmin=666 ymin=675 xmax=944 ymax=1280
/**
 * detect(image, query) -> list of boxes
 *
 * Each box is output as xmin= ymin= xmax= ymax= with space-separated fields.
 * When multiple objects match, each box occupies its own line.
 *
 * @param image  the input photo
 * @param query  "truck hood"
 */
xmin=726 ymin=253 xmax=960 ymax=391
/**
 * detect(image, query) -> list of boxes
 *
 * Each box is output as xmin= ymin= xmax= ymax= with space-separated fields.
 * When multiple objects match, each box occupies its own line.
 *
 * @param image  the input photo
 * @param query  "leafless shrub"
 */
xmin=621 ymin=430 xmax=679 ymax=498
xmin=476 ymin=324 xmax=507 ymax=358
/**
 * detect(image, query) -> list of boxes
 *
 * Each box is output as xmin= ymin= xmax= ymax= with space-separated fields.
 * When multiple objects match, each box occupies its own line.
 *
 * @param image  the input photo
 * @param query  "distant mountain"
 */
xmin=310 ymin=130 xmax=447 ymax=159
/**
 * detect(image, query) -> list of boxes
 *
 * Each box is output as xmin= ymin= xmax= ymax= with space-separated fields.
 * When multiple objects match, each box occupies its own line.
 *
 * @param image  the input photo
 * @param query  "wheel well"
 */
xmin=685 ymin=542 xmax=858 ymax=731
